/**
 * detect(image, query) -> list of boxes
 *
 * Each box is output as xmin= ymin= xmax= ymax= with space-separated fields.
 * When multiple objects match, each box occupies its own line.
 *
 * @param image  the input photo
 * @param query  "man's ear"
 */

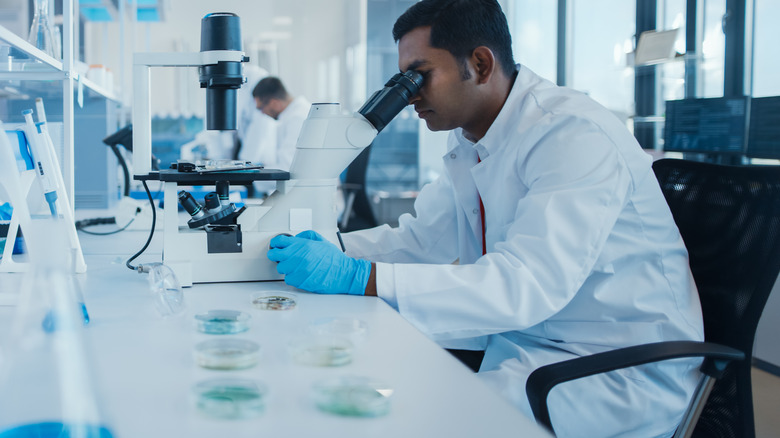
xmin=471 ymin=46 xmax=496 ymax=84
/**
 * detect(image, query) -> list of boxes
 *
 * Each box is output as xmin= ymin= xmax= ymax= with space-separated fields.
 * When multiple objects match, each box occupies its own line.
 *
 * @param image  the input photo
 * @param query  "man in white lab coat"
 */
xmin=267 ymin=1 xmax=704 ymax=436
xmin=235 ymin=65 xmax=277 ymax=165
xmin=252 ymin=76 xmax=311 ymax=174
xmin=234 ymin=66 xmax=278 ymax=196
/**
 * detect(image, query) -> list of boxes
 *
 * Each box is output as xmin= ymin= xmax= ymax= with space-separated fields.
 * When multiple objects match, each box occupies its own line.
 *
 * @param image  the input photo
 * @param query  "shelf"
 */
xmin=0 ymin=5 xmax=124 ymax=214
xmin=0 ymin=71 xmax=118 ymax=102
xmin=0 ymin=24 xmax=62 ymax=72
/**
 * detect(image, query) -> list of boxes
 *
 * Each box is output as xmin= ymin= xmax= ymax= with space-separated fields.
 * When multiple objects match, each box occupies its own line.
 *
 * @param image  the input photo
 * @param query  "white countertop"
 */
xmin=0 ymin=229 xmax=552 ymax=438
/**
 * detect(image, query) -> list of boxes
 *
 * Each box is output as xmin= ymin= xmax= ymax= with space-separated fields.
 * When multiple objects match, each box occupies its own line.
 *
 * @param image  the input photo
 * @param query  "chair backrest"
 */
xmin=341 ymin=146 xmax=378 ymax=232
xmin=653 ymin=158 xmax=780 ymax=438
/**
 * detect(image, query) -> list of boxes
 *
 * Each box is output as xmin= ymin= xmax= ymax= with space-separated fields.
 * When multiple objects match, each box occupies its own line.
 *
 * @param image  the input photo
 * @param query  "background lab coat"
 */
xmin=276 ymin=95 xmax=311 ymax=171
xmin=237 ymin=65 xmax=277 ymax=166
xmin=343 ymin=65 xmax=704 ymax=438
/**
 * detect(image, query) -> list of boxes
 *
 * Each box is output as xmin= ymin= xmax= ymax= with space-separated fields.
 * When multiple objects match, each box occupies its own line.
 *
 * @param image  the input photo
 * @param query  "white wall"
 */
xmin=83 ymin=0 xmax=366 ymax=118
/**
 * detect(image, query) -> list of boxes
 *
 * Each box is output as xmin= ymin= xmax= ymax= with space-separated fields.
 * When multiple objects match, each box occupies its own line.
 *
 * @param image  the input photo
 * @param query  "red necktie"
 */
xmin=478 ymin=157 xmax=486 ymax=255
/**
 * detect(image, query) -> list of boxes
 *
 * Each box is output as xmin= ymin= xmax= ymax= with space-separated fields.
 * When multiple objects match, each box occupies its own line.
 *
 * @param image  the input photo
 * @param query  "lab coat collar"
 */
xmin=468 ymin=64 xmax=528 ymax=160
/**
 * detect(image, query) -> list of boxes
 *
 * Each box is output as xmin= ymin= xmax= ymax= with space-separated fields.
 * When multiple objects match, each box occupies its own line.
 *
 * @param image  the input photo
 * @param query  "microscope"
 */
xmin=132 ymin=12 xmax=423 ymax=286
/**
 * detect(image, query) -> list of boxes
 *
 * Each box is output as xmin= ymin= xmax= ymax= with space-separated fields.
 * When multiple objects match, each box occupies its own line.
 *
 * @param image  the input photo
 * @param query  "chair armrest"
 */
xmin=525 ymin=340 xmax=744 ymax=433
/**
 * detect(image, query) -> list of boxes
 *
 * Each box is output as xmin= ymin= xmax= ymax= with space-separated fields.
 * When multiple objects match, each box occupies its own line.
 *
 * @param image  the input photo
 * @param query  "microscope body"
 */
xmin=132 ymin=13 xmax=423 ymax=286
xmin=161 ymin=105 xmax=377 ymax=286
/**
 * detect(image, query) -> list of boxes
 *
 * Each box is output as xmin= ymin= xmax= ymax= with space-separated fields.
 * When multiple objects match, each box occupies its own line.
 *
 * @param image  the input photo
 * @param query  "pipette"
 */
xmin=22 ymin=109 xmax=58 ymax=217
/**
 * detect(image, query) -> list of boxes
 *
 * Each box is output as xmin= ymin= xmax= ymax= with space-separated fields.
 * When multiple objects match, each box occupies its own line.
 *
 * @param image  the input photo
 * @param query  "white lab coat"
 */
xmin=237 ymin=66 xmax=277 ymax=165
xmin=236 ymin=66 xmax=279 ymax=195
xmin=342 ymin=65 xmax=704 ymax=438
xmin=276 ymin=96 xmax=311 ymax=171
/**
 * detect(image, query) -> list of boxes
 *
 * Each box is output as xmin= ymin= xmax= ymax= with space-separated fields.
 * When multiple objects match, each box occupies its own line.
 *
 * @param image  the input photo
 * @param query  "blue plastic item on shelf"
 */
xmin=4 ymin=130 xmax=34 ymax=172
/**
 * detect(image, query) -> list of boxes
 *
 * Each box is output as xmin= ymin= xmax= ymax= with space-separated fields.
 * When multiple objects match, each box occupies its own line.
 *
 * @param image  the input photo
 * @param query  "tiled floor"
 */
xmin=753 ymin=367 xmax=780 ymax=438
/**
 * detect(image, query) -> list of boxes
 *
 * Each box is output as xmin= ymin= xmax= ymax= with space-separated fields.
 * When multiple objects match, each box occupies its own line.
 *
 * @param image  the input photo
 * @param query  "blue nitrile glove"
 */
xmin=267 ymin=230 xmax=371 ymax=295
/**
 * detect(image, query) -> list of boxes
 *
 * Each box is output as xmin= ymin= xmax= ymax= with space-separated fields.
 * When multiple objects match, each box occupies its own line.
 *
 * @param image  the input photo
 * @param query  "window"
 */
xmin=700 ymin=0 xmax=726 ymax=97
xmin=752 ymin=0 xmax=780 ymax=97
xmin=570 ymin=0 xmax=636 ymax=119
xmin=508 ymin=1 xmax=557 ymax=82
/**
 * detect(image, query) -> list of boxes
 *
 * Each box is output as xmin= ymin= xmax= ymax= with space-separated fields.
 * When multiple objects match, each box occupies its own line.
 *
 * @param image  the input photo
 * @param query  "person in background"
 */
xmin=235 ymin=65 xmax=277 ymax=165
xmin=180 ymin=65 xmax=278 ymax=198
xmin=252 ymin=76 xmax=311 ymax=173
xmin=267 ymin=1 xmax=703 ymax=436
xmin=233 ymin=66 xmax=278 ymax=196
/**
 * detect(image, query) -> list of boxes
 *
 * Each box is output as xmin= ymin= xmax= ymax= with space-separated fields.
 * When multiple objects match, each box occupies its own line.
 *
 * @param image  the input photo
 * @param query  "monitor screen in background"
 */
xmin=663 ymin=97 xmax=748 ymax=155
xmin=747 ymin=96 xmax=780 ymax=159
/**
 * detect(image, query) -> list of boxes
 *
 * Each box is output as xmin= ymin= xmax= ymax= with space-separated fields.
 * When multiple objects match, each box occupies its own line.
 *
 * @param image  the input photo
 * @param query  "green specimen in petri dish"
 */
xmin=193 ymin=379 xmax=267 ymax=419
xmin=312 ymin=376 xmax=393 ymax=417
xmin=194 ymin=310 xmax=251 ymax=334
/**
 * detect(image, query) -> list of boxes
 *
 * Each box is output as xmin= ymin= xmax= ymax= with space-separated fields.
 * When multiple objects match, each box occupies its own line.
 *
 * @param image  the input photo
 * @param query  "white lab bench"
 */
xmin=0 ymin=228 xmax=551 ymax=438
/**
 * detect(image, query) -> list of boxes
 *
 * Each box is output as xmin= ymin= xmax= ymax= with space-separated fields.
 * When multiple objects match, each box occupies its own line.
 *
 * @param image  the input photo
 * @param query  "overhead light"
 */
xmin=79 ymin=0 xmax=166 ymax=22
xmin=81 ymin=7 xmax=114 ymax=21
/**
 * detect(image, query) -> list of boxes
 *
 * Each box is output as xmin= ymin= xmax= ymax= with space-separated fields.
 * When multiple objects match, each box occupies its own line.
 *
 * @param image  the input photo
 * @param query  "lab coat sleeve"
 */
xmin=379 ymin=122 xmax=634 ymax=342
xmin=342 ymin=171 xmax=460 ymax=264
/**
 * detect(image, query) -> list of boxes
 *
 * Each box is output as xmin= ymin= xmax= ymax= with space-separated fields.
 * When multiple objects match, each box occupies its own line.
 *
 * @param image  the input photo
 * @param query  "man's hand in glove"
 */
xmin=267 ymin=230 xmax=371 ymax=295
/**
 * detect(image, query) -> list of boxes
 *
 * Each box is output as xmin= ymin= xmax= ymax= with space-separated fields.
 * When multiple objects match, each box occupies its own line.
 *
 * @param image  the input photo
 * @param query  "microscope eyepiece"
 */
xmin=358 ymin=70 xmax=424 ymax=133
xmin=200 ymin=12 xmax=242 ymax=52
xmin=199 ymin=12 xmax=246 ymax=131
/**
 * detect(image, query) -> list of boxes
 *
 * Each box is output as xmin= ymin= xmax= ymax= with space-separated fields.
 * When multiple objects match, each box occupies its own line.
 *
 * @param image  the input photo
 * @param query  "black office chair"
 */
xmin=526 ymin=158 xmax=780 ymax=437
xmin=339 ymin=146 xmax=378 ymax=232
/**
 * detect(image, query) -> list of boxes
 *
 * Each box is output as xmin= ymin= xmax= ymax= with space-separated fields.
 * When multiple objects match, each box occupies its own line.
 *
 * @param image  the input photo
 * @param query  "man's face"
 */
xmin=255 ymin=97 xmax=280 ymax=120
xmin=398 ymin=26 xmax=477 ymax=133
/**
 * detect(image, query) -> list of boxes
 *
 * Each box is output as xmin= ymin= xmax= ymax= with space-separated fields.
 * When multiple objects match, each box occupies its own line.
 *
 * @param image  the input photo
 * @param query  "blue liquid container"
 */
xmin=0 ymin=422 xmax=113 ymax=438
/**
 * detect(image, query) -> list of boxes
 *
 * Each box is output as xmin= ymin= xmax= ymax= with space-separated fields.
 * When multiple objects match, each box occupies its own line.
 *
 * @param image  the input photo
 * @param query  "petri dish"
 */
xmin=251 ymin=291 xmax=297 ymax=311
xmin=312 ymin=376 xmax=393 ymax=417
xmin=308 ymin=317 xmax=368 ymax=345
xmin=194 ymin=339 xmax=260 ymax=370
xmin=288 ymin=335 xmax=353 ymax=367
xmin=194 ymin=310 xmax=251 ymax=335
xmin=192 ymin=378 xmax=267 ymax=419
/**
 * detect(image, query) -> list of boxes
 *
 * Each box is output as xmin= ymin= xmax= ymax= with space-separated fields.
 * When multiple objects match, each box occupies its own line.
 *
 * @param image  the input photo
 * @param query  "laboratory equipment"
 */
xmin=194 ymin=339 xmax=260 ymax=370
xmin=192 ymin=378 xmax=267 ymax=419
xmin=0 ymin=219 xmax=113 ymax=437
xmin=194 ymin=310 xmax=250 ymax=334
xmin=288 ymin=335 xmax=354 ymax=367
xmin=146 ymin=263 xmax=185 ymax=317
xmin=22 ymin=109 xmax=57 ymax=217
xmin=1 ymin=102 xmax=87 ymax=274
xmin=250 ymin=291 xmax=297 ymax=311
xmin=27 ymin=0 xmax=58 ymax=58
xmin=311 ymin=376 xmax=393 ymax=417
xmin=0 ymin=121 xmax=35 ymax=273
xmin=308 ymin=317 xmax=368 ymax=345
xmin=131 ymin=11 xmax=423 ymax=285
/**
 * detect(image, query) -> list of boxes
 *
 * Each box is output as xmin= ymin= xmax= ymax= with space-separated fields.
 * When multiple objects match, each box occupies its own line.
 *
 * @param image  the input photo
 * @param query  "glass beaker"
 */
xmin=27 ymin=0 xmax=58 ymax=59
xmin=0 ymin=219 xmax=114 ymax=437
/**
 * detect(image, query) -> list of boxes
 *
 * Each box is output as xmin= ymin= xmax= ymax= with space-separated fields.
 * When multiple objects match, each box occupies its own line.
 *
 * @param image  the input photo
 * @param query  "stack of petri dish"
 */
xmin=311 ymin=376 xmax=393 ymax=417
xmin=194 ymin=339 xmax=260 ymax=370
xmin=288 ymin=335 xmax=354 ymax=367
xmin=307 ymin=317 xmax=368 ymax=345
xmin=192 ymin=378 xmax=268 ymax=419
xmin=194 ymin=310 xmax=251 ymax=335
